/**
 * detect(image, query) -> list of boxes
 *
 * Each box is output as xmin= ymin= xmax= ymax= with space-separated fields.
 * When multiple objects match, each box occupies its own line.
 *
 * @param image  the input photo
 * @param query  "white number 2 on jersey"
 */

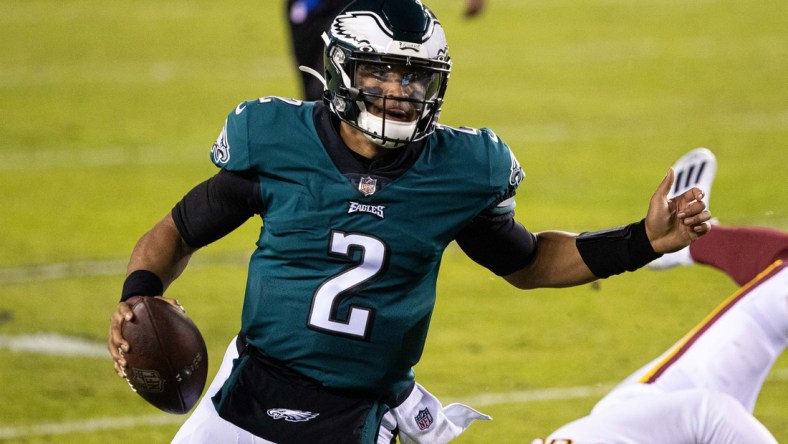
xmin=308 ymin=231 xmax=387 ymax=340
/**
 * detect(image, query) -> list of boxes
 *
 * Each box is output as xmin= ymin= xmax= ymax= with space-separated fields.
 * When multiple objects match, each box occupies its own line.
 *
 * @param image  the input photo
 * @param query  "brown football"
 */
xmin=121 ymin=297 xmax=208 ymax=414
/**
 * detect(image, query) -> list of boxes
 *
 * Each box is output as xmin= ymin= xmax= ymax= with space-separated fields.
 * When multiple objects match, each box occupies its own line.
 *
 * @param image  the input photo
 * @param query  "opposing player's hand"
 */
xmin=645 ymin=168 xmax=712 ymax=253
xmin=107 ymin=296 xmax=183 ymax=378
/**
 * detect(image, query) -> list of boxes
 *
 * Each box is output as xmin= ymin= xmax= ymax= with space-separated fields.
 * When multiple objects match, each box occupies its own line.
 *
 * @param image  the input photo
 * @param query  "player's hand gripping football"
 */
xmin=107 ymin=296 xmax=184 ymax=378
xmin=645 ymin=167 xmax=712 ymax=254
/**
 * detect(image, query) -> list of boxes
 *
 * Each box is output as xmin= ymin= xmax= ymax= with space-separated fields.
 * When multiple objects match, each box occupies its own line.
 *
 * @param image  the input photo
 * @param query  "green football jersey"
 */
xmin=210 ymin=96 xmax=523 ymax=397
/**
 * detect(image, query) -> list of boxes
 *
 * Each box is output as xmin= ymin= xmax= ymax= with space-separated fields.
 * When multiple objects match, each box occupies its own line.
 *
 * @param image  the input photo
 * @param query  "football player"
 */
xmin=108 ymin=0 xmax=711 ymax=442
xmin=536 ymin=149 xmax=788 ymax=444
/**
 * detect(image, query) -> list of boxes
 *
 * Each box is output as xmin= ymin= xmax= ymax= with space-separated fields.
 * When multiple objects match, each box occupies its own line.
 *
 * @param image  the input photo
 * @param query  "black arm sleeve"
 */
xmin=455 ymin=214 xmax=538 ymax=276
xmin=171 ymin=169 xmax=263 ymax=248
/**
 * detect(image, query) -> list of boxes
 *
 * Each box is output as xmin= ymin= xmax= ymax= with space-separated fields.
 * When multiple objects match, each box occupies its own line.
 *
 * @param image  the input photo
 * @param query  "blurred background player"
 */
xmin=535 ymin=148 xmax=788 ymax=444
xmin=286 ymin=0 xmax=487 ymax=100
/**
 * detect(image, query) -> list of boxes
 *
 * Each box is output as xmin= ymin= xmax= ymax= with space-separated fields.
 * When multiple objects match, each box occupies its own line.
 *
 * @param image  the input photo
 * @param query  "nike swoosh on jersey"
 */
xmin=235 ymin=103 xmax=246 ymax=115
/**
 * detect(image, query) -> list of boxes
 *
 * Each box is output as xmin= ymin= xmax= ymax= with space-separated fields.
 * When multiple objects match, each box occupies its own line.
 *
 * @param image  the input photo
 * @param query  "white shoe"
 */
xmin=668 ymin=147 xmax=716 ymax=209
xmin=647 ymin=147 xmax=717 ymax=270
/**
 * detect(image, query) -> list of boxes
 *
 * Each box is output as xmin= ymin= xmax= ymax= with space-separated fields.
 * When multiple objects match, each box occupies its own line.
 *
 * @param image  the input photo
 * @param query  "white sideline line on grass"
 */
xmin=0 ymin=253 xmax=249 ymax=285
xmin=445 ymin=384 xmax=614 ymax=407
xmin=0 ymin=333 xmax=108 ymax=358
xmin=0 ymin=386 xmax=613 ymax=440
xmin=0 ymin=259 xmax=127 ymax=284
xmin=1 ymin=368 xmax=786 ymax=439
xmin=0 ymin=415 xmax=183 ymax=439
xmin=0 ymin=147 xmax=203 ymax=171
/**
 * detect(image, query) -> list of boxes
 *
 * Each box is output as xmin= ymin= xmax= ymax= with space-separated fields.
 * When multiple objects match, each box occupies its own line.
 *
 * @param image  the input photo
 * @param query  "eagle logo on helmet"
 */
xmin=332 ymin=12 xmax=396 ymax=53
xmin=331 ymin=11 xmax=444 ymax=59
xmin=326 ymin=0 xmax=450 ymax=65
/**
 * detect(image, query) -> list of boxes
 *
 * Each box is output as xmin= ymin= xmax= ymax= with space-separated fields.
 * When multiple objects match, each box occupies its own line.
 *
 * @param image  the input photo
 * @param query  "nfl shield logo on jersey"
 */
xmin=358 ymin=176 xmax=377 ymax=196
xmin=415 ymin=408 xmax=434 ymax=431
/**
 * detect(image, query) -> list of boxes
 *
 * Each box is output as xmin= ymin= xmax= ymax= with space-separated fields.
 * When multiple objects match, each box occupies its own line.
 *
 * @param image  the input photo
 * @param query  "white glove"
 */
xmin=387 ymin=382 xmax=491 ymax=444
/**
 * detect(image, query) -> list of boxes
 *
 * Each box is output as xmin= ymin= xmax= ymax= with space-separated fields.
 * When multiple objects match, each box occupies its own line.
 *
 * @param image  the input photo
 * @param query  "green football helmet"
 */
xmin=322 ymin=0 xmax=451 ymax=148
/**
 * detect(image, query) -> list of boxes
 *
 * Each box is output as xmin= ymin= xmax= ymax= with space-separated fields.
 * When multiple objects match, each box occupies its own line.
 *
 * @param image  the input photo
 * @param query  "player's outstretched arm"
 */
xmin=503 ymin=230 xmax=595 ymax=289
xmin=504 ymin=168 xmax=711 ymax=289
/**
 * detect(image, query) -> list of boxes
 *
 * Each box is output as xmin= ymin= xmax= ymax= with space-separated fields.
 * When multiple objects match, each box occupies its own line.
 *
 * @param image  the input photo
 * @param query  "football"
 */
xmin=121 ymin=297 xmax=208 ymax=414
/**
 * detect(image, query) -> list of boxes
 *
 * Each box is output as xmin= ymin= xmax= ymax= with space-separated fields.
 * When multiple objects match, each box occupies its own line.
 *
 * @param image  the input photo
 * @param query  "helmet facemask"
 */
xmin=351 ymin=58 xmax=447 ymax=148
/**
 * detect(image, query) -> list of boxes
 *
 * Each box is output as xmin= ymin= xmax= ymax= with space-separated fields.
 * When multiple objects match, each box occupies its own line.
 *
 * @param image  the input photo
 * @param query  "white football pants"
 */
xmin=541 ymin=262 xmax=786 ymax=444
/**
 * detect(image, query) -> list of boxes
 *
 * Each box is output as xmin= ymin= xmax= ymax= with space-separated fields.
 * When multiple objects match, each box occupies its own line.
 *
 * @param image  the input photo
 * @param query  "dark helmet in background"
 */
xmin=322 ymin=0 xmax=451 ymax=148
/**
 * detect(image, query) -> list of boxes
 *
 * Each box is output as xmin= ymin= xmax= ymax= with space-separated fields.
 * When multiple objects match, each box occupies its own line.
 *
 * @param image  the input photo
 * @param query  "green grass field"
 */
xmin=1 ymin=0 xmax=786 ymax=442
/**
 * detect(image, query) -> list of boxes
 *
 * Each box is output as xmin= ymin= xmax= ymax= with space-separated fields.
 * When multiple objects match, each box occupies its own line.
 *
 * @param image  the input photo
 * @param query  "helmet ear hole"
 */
xmin=323 ymin=0 xmax=451 ymax=147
